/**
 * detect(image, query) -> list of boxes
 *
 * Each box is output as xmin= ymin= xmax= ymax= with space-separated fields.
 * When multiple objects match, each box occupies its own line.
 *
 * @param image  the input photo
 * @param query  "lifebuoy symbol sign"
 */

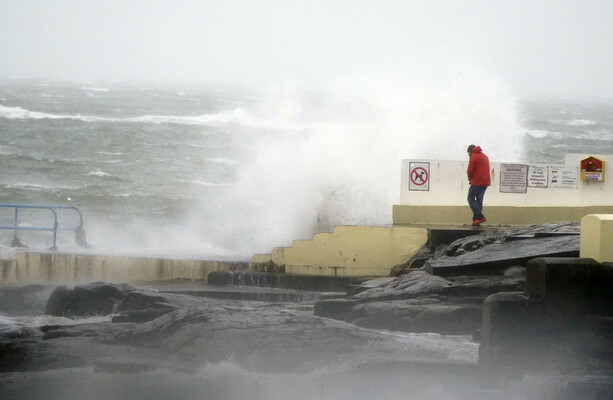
xmin=409 ymin=162 xmax=430 ymax=191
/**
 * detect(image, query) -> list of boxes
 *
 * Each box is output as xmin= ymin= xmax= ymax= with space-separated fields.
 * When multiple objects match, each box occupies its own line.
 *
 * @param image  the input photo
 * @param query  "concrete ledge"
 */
xmin=580 ymin=214 xmax=613 ymax=262
xmin=526 ymin=257 xmax=599 ymax=314
xmin=526 ymin=257 xmax=613 ymax=316
xmin=1 ymin=252 xmax=244 ymax=285
xmin=393 ymin=204 xmax=613 ymax=226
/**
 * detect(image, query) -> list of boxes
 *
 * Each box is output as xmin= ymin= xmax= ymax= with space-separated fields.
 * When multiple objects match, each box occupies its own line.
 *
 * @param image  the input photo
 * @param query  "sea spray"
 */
xmin=203 ymin=75 xmax=523 ymax=255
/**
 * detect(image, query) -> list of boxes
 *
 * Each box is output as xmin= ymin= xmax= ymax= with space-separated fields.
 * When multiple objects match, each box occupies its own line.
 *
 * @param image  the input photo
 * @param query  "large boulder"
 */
xmin=44 ymin=282 xmax=176 ymax=321
xmin=45 ymin=282 xmax=131 ymax=317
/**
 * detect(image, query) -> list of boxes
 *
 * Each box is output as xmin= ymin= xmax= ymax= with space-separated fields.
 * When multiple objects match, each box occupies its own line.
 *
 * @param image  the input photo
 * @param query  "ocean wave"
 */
xmin=0 ymin=104 xmax=108 ymax=122
xmin=1 ymin=182 xmax=81 ymax=192
xmin=192 ymin=180 xmax=232 ymax=187
xmin=567 ymin=119 xmax=597 ymax=126
xmin=0 ymin=145 xmax=16 ymax=156
xmin=86 ymin=170 xmax=120 ymax=180
xmin=0 ymin=103 xmax=252 ymax=126
xmin=126 ymin=107 xmax=250 ymax=126
xmin=205 ymin=157 xmax=238 ymax=166
xmin=523 ymin=129 xmax=553 ymax=139
xmin=80 ymin=87 xmax=111 ymax=92
xmin=548 ymin=118 xmax=598 ymax=127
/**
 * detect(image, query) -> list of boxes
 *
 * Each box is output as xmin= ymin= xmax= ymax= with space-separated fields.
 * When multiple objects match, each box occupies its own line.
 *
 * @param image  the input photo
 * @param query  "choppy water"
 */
xmin=2 ymin=80 xmax=611 ymax=258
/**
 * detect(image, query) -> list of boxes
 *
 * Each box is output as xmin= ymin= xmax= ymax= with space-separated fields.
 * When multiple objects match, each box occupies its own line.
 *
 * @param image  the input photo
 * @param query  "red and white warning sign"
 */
xmin=409 ymin=162 xmax=430 ymax=191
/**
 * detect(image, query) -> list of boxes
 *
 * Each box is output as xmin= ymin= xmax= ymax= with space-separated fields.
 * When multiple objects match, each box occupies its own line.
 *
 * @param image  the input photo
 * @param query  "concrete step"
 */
xmin=257 ymin=225 xmax=428 ymax=277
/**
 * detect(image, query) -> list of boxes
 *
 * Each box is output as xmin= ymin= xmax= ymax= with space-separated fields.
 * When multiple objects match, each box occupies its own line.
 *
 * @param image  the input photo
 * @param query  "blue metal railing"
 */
xmin=0 ymin=204 xmax=87 ymax=250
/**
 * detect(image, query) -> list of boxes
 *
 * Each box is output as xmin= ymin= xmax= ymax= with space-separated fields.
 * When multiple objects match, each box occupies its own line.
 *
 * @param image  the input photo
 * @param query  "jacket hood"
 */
xmin=471 ymin=146 xmax=483 ymax=154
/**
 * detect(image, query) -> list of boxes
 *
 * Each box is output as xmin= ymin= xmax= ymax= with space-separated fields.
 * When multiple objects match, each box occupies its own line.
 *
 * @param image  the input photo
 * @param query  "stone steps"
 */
xmin=251 ymin=225 xmax=428 ymax=277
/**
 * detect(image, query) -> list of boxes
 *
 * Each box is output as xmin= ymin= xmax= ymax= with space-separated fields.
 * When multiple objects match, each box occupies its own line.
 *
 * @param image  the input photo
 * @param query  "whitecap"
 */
xmin=523 ymin=129 xmax=553 ymax=139
xmin=87 ymin=170 xmax=113 ymax=178
xmin=567 ymin=119 xmax=597 ymax=126
xmin=192 ymin=180 xmax=230 ymax=187
xmin=0 ymin=104 xmax=106 ymax=122
xmin=205 ymin=157 xmax=238 ymax=166
xmin=80 ymin=87 xmax=111 ymax=92
xmin=127 ymin=107 xmax=250 ymax=126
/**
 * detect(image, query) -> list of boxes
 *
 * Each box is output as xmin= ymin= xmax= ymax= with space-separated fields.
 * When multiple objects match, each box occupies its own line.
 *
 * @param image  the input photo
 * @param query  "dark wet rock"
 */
xmin=313 ymin=269 xmax=523 ymax=333
xmin=45 ymin=282 xmax=133 ymax=317
xmin=426 ymin=235 xmax=580 ymax=276
xmin=114 ymin=303 xmax=470 ymax=373
xmin=424 ymin=222 xmax=580 ymax=277
xmin=0 ymin=285 xmax=56 ymax=316
xmin=93 ymin=360 xmax=159 ymax=374
xmin=44 ymin=282 xmax=179 ymax=321
xmin=390 ymin=245 xmax=434 ymax=276
xmin=0 ymin=341 xmax=40 ymax=372
xmin=117 ymin=292 xmax=176 ymax=313
xmin=346 ymin=300 xmax=482 ymax=334
xmin=352 ymin=270 xmax=454 ymax=301
xmin=112 ymin=309 xmax=175 ymax=323
xmin=314 ymin=298 xmax=358 ymax=320
xmin=42 ymin=329 xmax=86 ymax=340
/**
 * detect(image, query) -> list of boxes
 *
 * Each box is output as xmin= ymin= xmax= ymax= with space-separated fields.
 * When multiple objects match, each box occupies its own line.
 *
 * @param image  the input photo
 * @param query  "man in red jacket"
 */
xmin=466 ymin=144 xmax=490 ymax=226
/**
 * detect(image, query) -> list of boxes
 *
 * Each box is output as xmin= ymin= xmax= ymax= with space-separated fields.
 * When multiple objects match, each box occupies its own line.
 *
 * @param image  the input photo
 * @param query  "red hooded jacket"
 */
xmin=467 ymin=146 xmax=491 ymax=186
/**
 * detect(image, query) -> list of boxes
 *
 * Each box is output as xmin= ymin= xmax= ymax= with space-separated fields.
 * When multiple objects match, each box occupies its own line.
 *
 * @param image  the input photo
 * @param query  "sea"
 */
xmin=1 ymin=79 xmax=611 ymax=258
xmin=0 ymin=80 xmax=612 ymax=399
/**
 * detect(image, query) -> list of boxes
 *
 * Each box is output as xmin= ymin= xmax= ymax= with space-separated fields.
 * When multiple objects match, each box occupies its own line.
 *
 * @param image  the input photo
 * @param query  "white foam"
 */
xmin=192 ymin=180 xmax=230 ymax=187
xmin=80 ymin=87 xmax=111 ymax=92
xmin=205 ymin=157 xmax=238 ymax=166
xmin=86 ymin=170 xmax=113 ymax=178
xmin=127 ymin=107 xmax=250 ymax=126
xmin=523 ymin=129 xmax=554 ymax=138
xmin=567 ymin=119 xmax=597 ymax=126
xmin=210 ymin=74 xmax=524 ymax=255
xmin=0 ymin=103 xmax=265 ymax=127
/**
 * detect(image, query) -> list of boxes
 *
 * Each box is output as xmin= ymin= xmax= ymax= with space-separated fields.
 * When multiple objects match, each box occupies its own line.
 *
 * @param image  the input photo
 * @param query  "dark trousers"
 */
xmin=468 ymin=185 xmax=487 ymax=221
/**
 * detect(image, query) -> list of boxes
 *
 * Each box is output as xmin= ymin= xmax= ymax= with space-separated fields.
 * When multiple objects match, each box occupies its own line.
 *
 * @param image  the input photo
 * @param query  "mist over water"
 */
xmin=0 ymin=78 xmax=611 ymax=258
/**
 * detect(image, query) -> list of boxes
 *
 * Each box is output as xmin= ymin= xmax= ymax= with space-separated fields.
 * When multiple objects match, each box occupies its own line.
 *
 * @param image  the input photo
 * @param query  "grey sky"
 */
xmin=1 ymin=0 xmax=611 ymax=97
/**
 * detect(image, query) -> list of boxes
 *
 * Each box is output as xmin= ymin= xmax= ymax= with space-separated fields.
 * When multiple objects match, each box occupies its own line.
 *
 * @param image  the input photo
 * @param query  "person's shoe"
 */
xmin=472 ymin=218 xmax=486 ymax=226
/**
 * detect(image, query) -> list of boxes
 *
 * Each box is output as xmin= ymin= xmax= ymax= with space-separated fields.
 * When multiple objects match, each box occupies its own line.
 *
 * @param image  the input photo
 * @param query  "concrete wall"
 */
xmin=269 ymin=225 xmax=428 ymax=277
xmin=0 ymin=251 xmax=240 ymax=285
xmin=395 ymin=153 xmax=613 ymax=225
xmin=580 ymin=214 xmax=613 ymax=262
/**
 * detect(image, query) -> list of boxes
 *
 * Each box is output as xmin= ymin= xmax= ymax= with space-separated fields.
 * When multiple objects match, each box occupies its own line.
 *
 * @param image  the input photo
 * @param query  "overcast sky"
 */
xmin=1 ymin=0 xmax=611 ymax=97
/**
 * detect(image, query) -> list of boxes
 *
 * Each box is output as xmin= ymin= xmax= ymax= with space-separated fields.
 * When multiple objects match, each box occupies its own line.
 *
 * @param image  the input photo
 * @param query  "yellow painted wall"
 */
xmin=393 ymin=204 xmax=613 ymax=226
xmin=1 ymin=252 xmax=235 ymax=285
xmin=270 ymin=225 xmax=428 ymax=277
xmin=580 ymin=214 xmax=613 ymax=262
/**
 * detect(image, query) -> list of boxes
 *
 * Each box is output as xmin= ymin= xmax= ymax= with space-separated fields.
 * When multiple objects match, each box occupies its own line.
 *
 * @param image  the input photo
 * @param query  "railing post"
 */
xmin=49 ymin=208 xmax=58 ymax=251
xmin=13 ymin=206 xmax=18 ymax=240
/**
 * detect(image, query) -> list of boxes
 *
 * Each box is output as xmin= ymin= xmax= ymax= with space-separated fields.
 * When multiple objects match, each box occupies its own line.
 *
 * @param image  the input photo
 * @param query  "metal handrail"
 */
xmin=0 ymin=204 xmax=86 ymax=250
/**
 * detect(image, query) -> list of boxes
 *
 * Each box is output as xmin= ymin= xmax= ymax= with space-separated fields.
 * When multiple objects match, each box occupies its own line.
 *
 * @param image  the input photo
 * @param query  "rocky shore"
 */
xmin=1 ymin=222 xmax=612 ymax=399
